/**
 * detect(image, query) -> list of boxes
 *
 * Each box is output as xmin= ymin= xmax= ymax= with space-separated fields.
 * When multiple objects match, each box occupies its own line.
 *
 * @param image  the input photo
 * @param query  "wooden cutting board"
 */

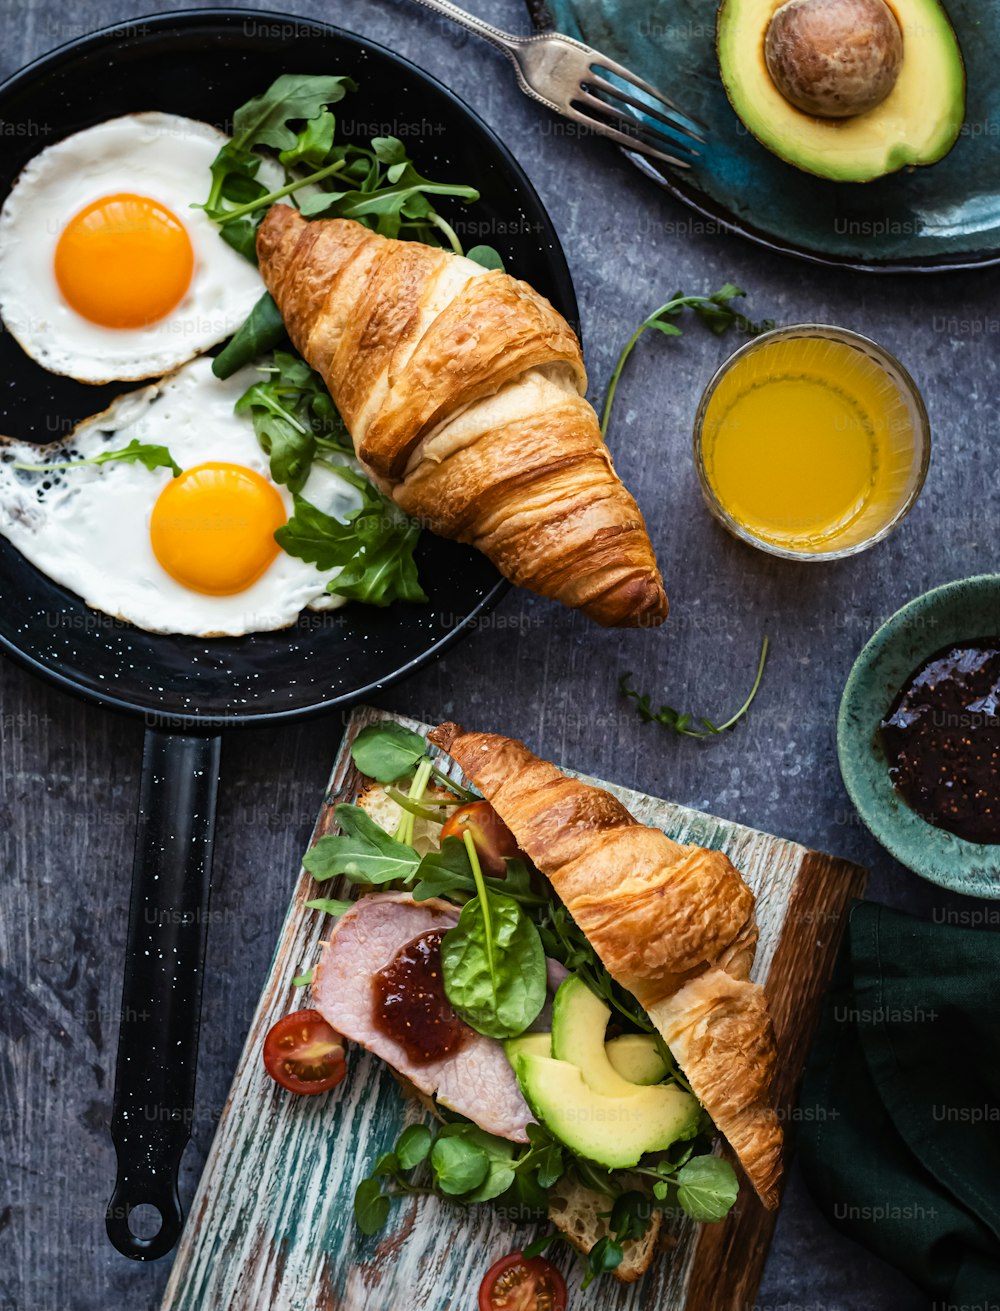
xmin=160 ymin=706 xmax=866 ymax=1311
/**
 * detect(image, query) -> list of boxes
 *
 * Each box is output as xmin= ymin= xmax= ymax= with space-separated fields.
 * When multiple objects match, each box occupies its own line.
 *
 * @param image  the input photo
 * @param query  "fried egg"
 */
xmin=0 ymin=357 xmax=362 ymax=636
xmin=0 ymin=113 xmax=277 ymax=383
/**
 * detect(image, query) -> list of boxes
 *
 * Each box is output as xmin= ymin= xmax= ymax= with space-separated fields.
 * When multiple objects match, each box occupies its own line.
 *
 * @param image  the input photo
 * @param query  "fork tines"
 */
xmin=576 ymin=55 xmax=705 ymax=169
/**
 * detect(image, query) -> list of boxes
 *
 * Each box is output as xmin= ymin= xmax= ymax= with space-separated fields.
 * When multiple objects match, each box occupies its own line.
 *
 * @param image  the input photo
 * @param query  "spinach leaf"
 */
xmin=212 ymin=293 xmax=288 ymax=379
xmin=15 ymin=438 xmax=181 ymax=478
xmin=674 ymin=1155 xmax=739 ymax=1222
xmin=441 ymin=890 xmax=547 ymax=1039
xmin=302 ymin=803 xmax=421 ymax=885
xmin=351 ymin=721 xmax=428 ymax=783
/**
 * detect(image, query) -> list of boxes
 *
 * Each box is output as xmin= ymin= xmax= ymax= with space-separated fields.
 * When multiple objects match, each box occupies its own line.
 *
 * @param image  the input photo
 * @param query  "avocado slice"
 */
xmin=605 ymin=1034 xmax=670 ymax=1086
xmin=716 ymin=0 xmax=966 ymax=182
xmin=551 ymin=974 xmax=648 ymax=1098
xmin=514 ymin=1052 xmax=700 ymax=1168
xmin=504 ymin=1032 xmax=552 ymax=1063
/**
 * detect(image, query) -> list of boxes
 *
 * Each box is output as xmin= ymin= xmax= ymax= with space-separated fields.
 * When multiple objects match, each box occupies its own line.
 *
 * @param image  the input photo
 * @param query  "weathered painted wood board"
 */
xmin=160 ymin=705 xmax=866 ymax=1311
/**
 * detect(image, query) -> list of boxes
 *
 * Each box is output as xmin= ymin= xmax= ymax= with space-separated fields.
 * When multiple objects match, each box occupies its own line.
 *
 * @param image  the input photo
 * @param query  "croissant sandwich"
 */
xmin=257 ymin=206 xmax=668 ymax=628
xmin=426 ymin=722 xmax=784 ymax=1211
xmin=303 ymin=716 xmax=783 ymax=1286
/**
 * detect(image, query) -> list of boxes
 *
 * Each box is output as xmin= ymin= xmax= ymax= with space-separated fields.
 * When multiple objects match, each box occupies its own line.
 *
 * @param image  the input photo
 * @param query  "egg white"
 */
xmin=0 ymin=357 xmax=362 ymax=636
xmin=0 ymin=112 xmax=279 ymax=383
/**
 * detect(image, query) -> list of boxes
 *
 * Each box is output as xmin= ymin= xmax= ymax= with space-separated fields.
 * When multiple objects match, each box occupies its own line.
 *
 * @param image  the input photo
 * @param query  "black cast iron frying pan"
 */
xmin=0 ymin=8 xmax=578 ymax=1262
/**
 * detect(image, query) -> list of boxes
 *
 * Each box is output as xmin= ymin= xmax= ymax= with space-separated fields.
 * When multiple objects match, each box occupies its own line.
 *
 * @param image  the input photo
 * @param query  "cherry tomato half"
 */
xmin=262 ymin=1008 xmax=346 ymax=1095
xmin=440 ymin=800 xmax=521 ymax=878
xmin=478 ymin=1252 xmax=567 ymax=1311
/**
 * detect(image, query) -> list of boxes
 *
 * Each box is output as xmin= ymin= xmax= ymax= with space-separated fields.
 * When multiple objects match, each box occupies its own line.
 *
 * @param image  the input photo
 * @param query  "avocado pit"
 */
xmin=764 ymin=0 xmax=904 ymax=118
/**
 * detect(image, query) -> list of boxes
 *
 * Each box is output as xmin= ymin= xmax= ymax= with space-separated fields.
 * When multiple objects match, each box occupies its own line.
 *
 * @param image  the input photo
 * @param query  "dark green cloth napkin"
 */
xmin=799 ymin=901 xmax=1000 ymax=1305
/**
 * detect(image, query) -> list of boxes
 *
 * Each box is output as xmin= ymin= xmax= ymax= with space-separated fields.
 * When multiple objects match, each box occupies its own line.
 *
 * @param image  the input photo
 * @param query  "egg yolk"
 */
xmin=54 ymin=192 xmax=194 ymax=329
xmin=150 ymin=463 xmax=286 ymax=595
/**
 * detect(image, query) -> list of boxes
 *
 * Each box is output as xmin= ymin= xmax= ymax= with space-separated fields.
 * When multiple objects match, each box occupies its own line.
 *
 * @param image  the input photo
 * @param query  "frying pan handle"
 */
xmin=106 ymin=727 xmax=222 ymax=1261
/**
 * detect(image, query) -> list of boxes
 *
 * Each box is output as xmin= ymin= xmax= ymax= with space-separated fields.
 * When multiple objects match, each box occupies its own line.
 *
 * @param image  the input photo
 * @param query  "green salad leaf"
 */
xmin=353 ymin=1177 xmax=391 ymax=1236
xmin=15 ymin=438 xmax=181 ymax=478
xmin=395 ymin=1124 xmax=432 ymax=1171
xmin=275 ymin=481 xmax=427 ymax=608
xmin=212 ymin=293 xmax=287 ymax=379
xmin=351 ymin=721 xmax=428 ymax=782
xmin=440 ymin=831 xmax=547 ymax=1039
xmin=303 ymin=803 xmax=423 ymax=885
xmin=430 ymin=1131 xmax=490 ymax=1196
xmin=673 ymin=1155 xmax=739 ymax=1222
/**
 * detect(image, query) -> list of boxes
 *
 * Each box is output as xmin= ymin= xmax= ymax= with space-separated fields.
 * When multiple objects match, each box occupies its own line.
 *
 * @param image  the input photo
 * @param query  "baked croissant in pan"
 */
xmin=429 ymin=721 xmax=784 ymax=1210
xmin=257 ymin=206 xmax=668 ymax=628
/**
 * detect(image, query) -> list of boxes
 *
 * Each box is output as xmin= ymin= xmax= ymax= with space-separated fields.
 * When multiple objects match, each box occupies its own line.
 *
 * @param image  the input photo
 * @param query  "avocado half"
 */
xmin=716 ymin=0 xmax=966 ymax=182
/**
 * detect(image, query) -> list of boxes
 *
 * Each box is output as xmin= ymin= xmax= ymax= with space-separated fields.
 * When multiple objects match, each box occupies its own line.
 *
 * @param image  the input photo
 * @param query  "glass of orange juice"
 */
xmin=692 ymin=324 xmax=930 ymax=560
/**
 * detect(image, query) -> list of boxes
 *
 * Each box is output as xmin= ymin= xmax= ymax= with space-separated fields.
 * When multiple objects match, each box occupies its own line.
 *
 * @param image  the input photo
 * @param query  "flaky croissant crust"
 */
xmin=257 ymin=206 xmax=668 ymax=628
xmin=429 ymin=721 xmax=783 ymax=1209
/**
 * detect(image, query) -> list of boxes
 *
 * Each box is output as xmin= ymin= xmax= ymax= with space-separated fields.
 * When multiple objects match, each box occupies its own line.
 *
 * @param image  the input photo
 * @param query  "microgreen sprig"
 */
xmin=620 ymin=635 xmax=770 ymax=740
xmin=601 ymin=285 xmax=774 ymax=439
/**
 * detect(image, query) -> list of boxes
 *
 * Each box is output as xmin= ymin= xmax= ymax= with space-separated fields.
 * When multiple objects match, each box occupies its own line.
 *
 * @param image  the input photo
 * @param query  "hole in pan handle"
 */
xmin=105 ymin=727 xmax=222 ymax=1261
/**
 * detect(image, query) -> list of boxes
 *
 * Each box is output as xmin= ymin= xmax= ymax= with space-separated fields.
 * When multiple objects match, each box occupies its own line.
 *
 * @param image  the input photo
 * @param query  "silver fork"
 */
xmin=403 ymin=0 xmax=704 ymax=169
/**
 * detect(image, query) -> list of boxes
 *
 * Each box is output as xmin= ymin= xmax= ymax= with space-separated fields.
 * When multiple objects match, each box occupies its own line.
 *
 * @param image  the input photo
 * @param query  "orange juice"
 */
xmin=697 ymin=331 xmax=926 ymax=555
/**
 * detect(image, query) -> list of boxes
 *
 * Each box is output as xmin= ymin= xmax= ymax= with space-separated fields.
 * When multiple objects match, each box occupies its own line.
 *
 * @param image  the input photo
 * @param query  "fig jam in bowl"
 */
xmin=838 ymin=575 xmax=1000 ymax=898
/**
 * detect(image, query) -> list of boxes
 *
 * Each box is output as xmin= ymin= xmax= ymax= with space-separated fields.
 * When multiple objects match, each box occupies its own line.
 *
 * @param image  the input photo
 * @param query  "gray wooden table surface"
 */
xmin=1 ymin=1 xmax=997 ymax=1308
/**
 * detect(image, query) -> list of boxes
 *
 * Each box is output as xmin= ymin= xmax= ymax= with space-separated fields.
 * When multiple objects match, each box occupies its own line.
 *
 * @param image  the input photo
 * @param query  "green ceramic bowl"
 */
xmin=838 ymin=575 xmax=1000 ymax=899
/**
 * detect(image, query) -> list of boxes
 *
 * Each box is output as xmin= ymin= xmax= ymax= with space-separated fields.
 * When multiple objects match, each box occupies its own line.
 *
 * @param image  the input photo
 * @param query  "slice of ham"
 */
xmin=313 ymin=891 xmax=535 ymax=1143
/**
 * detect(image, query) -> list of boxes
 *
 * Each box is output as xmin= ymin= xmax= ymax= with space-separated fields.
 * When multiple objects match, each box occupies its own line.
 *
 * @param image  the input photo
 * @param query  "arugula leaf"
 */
xmin=277 ymin=484 xmax=427 ymax=608
xmin=441 ymin=835 xmax=547 ymax=1039
xmin=232 ymin=74 xmax=355 ymax=153
xmin=353 ymin=1177 xmax=391 ymax=1236
xmin=674 ymin=1155 xmax=739 ymax=1222
xmin=328 ymin=519 xmax=426 ymax=606
xmin=236 ymin=377 xmax=314 ymax=492
xmin=303 ymin=803 xmax=421 ymax=885
xmin=291 ymin=967 xmax=314 ymax=987
xmin=278 ymin=110 xmax=337 ymax=169
xmin=303 ymin=897 xmax=354 ymax=917
xmin=303 ymin=174 xmax=478 ymax=240
xmin=412 ymin=843 xmax=545 ymax=908
xmin=351 ymin=721 xmax=429 ymax=783
xmin=466 ymin=244 xmax=505 ymax=271
xmin=619 ymin=636 xmax=770 ymax=740
xmin=601 ymin=286 xmax=775 ymax=438
xmin=212 ymin=293 xmax=288 ymax=379
xmin=14 ymin=438 xmax=181 ymax=478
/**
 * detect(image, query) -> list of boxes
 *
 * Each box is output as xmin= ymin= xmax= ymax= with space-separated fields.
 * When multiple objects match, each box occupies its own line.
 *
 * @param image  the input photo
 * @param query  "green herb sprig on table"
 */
xmin=620 ymin=635 xmax=770 ymax=740
xmin=601 ymin=284 xmax=774 ymax=439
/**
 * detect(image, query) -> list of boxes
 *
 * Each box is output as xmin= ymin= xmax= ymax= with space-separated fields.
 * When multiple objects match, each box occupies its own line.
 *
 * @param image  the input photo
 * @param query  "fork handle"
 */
xmin=402 ymin=0 xmax=528 ymax=59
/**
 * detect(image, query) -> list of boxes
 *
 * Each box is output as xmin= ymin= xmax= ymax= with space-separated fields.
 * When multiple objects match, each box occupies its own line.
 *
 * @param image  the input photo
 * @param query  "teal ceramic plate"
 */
xmin=528 ymin=0 xmax=1000 ymax=272
xmin=838 ymin=576 xmax=1000 ymax=898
